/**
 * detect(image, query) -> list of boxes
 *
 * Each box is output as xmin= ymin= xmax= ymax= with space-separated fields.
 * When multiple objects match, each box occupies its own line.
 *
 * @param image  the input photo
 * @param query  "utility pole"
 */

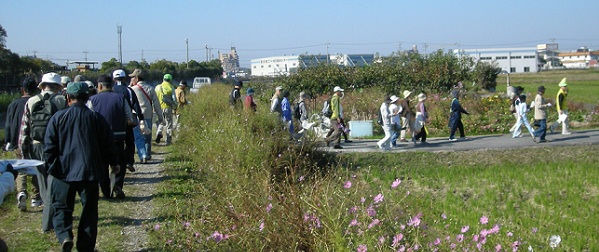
xmin=186 ymin=39 xmax=189 ymax=69
xmin=141 ymin=49 xmax=145 ymax=62
xmin=205 ymin=44 xmax=209 ymax=62
xmin=326 ymin=42 xmax=330 ymax=64
xmin=83 ymin=51 xmax=88 ymax=61
xmin=117 ymin=25 xmax=123 ymax=66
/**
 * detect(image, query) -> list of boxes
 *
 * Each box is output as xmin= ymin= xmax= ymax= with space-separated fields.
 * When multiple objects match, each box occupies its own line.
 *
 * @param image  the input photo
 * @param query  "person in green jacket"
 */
xmin=549 ymin=78 xmax=571 ymax=135
xmin=155 ymin=74 xmax=177 ymax=144
xmin=325 ymin=86 xmax=344 ymax=149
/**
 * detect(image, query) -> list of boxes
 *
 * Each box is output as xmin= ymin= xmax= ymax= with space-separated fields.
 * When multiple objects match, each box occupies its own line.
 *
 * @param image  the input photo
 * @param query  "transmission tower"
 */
xmin=117 ymin=25 xmax=123 ymax=66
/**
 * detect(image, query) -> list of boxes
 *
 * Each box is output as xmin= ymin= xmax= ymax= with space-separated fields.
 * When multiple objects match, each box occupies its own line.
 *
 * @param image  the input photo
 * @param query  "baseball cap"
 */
xmin=163 ymin=74 xmax=173 ymax=81
xmin=66 ymin=82 xmax=89 ymax=95
xmin=333 ymin=86 xmax=344 ymax=92
xmin=275 ymin=86 xmax=283 ymax=91
xmin=113 ymin=69 xmax=126 ymax=79
xmin=61 ymin=76 xmax=71 ymax=84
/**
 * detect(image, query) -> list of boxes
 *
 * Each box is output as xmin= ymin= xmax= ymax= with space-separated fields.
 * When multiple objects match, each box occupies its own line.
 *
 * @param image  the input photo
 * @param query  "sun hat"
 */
xmin=333 ymin=86 xmax=344 ymax=92
xmin=417 ymin=93 xmax=427 ymax=101
xmin=66 ymin=82 xmax=89 ymax=95
xmin=129 ymin=69 xmax=144 ymax=78
xmin=247 ymin=88 xmax=255 ymax=94
xmin=163 ymin=74 xmax=173 ymax=81
xmin=275 ymin=86 xmax=283 ymax=91
xmin=402 ymin=90 xmax=412 ymax=98
xmin=558 ymin=77 xmax=567 ymax=87
xmin=112 ymin=69 xmax=126 ymax=79
xmin=390 ymin=95 xmax=399 ymax=103
xmin=38 ymin=72 xmax=61 ymax=89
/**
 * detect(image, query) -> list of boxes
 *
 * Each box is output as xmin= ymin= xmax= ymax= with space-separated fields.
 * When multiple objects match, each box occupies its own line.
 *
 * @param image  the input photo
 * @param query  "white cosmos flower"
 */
xmin=549 ymin=235 xmax=561 ymax=249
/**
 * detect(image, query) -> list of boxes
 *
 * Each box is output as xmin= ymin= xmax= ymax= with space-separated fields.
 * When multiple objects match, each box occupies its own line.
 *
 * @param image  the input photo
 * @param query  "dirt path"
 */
xmin=119 ymin=150 xmax=166 ymax=252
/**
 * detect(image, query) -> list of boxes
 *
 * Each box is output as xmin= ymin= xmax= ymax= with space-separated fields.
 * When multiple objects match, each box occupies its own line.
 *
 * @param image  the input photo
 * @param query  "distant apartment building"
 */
xmin=250 ymin=54 xmax=375 ymax=77
xmin=219 ymin=47 xmax=240 ymax=78
xmin=558 ymin=47 xmax=599 ymax=69
xmin=454 ymin=47 xmax=539 ymax=73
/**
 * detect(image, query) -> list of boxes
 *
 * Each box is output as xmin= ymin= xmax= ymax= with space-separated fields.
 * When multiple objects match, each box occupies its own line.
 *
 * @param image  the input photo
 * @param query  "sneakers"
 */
xmin=126 ymin=165 xmax=135 ymax=172
xmin=141 ymin=157 xmax=148 ymax=164
xmin=562 ymin=131 xmax=572 ymax=135
xmin=61 ymin=237 xmax=73 ymax=252
xmin=448 ymin=138 xmax=457 ymax=142
xmin=155 ymin=133 xmax=163 ymax=144
xmin=17 ymin=192 xmax=27 ymax=211
xmin=31 ymin=198 xmax=43 ymax=207
xmin=113 ymin=186 xmax=125 ymax=199
xmin=344 ymin=140 xmax=353 ymax=143
xmin=531 ymin=134 xmax=537 ymax=142
xmin=333 ymin=145 xmax=343 ymax=149
xmin=549 ymin=125 xmax=555 ymax=134
xmin=399 ymin=139 xmax=408 ymax=142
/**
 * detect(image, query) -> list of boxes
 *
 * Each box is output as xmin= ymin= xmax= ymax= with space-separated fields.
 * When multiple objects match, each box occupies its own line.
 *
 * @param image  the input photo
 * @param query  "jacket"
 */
xmin=534 ymin=93 xmax=550 ymax=120
xmin=89 ymin=90 xmax=130 ymax=142
xmin=556 ymin=88 xmax=568 ymax=112
xmin=4 ymin=96 xmax=29 ymax=150
xmin=156 ymin=81 xmax=176 ymax=109
xmin=330 ymin=94 xmax=341 ymax=120
xmin=44 ymin=103 xmax=116 ymax=182
xmin=131 ymin=81 xmax=164 ymax=122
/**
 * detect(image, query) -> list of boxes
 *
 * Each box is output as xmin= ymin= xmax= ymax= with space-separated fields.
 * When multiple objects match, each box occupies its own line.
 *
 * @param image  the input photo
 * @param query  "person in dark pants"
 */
xmin=89 ymin=75 xmax=132 ymax=199
xmin=113 ymin=69 xmax=144 ymax=172
xmin=448 ymin=89 xmax=469 ymax=141
xmin=44 ymin=82 xmax=118 ymax=252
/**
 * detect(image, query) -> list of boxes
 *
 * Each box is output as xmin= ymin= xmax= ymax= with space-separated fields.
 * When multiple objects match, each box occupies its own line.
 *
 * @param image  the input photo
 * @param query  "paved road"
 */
xmin=326 ymin=130 xmax=599 ymax=153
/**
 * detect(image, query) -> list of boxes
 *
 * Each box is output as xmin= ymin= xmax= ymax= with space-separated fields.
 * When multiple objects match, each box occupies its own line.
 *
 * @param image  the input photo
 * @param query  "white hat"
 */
xmin=275 ymin=86 xmax=283 ymax=90
xmin=61 ymin=76 xmax=71 ymax=84
xmin=38 ymin=72 xmax=62 ymax=88
xmin=85 ymin=80 xmax=95 ymax=88
xmin=112 ymin=69 xmax=126 ymax=79
xmin=390 ymin=95 xmax=399 ymax=103
xmin=417 ymin=93 xmax=427 ymax=101
xmin=403 ymin=90 xmax=412 ymax=98
xmin=333 ymin=86 xmax=344 ymax=92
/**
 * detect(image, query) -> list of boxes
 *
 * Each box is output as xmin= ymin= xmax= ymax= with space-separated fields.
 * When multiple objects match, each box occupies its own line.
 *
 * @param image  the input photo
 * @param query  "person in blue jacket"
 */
xmin=448 ymin=89 xmax=469 ymax=141
xmin=44 ymin=82 xmax=118 ymax=252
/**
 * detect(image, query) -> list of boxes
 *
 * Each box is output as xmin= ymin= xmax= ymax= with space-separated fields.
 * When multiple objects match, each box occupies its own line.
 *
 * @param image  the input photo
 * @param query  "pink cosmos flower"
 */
xmin=349 ymin=206 xmax=358 ymax=214
xmin=473 ymin=234 xmax=479 ymax=242
xmin=367 ymin=219 xmax=380 ymax=229
xmin=441 ymin=213 xmax=447 ymax=219
xmin=476 ymin=243 xmax=482 ymax=250
xmin=490 ymin=224 xmax=500 ymax=234
xmin=360 ymin=197 xmax=366 ymax=203
xmin=511 ymin=241 xmax=519 ymax=251
xmin=450 ymin=243 xmax=457 ymax=249
xmin=373 ymin=193 xmax=384 ymax=204
xmin=366 ymin=206 xmax=377 ymax=217
xmin=507 ymin=232 xmax=513 ymax=237
xmin=183 ymin=222 xmax=190 ymax=228
xmin=349 ymin=219 xmax=359 ymax=227
xmin=154 ymin=224 xmax=161 ymax=230
xmin=495 ymin=244 xmax=502 ymax=252
xmin=378 ymin=236 xmax=385 ymax=246
xmin=456 ymin=234 xmax=464 ymax=242
xmin=392 ymin=233 xmax=404 ymax=247
xmin=480 ymin=215 xmax=489 ymax=225
xmin=391 ymin=179 xmax=402 ymax=188
xmin=461 ymin=225 xmax=469 ymax=233
xmin=532 ymin=227 xmax=538 ymax=233
xmin=298 ymin=176 xmax=305 ymax=182
xmin=259 ymin=221 xmax=265 ymax=232
xmin=266 ymin=203 xmax=273 ymax=213
xmin=211 ymin=231 xmax=224 ymax=242
xmin=434 ymin=238 xmax=441 ymax=245
xmin=344 ymin=181 xmax=352 ymax=189
xmin=408 ymin=215 xmax=421 ymax=227
xmin=357 ymin=244 xmax=367 ymax=252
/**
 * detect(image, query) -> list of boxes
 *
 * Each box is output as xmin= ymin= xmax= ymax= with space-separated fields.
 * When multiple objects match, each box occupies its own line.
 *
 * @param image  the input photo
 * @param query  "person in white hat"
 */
xmin=324 ymin=86 xmax=345 ymax=149
xmin=399 ymin=90 xmax=415 ymax=143
xmin=413 ymin=93 xmax=429 ymax=143
xmin=377 ymin=95 xmax=398 ymax=150
xmin=549 ymin=78 xmax=571 ymax=135
xmin=18 ymin=72 xmax=66 ymax=231
xmin=388 ymin=95 xmax=402 ymax=147
xmin=112 ymin=69 xmax=144 ymax=172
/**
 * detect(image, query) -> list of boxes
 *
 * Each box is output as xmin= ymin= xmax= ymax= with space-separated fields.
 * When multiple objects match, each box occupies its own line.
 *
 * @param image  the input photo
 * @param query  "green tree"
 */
xmin=100 ymin=58 xmax=121 ymax=73
xmin=0 ymin=24 xmax=7 ymax=48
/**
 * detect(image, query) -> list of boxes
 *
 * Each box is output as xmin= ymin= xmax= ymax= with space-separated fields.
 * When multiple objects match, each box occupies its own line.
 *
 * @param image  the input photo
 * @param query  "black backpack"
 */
xmin=294 ymin=101 xmax=303 ymax=120
xmin=31 ymin=93 xmax=59 ymax=142
xmin=377 ymin=108 xmax=383 ymax=125
xmin=322 ymin=99 xmax=332 ymax=118
xmin=229 ymin=88 xmax=240 ymax=106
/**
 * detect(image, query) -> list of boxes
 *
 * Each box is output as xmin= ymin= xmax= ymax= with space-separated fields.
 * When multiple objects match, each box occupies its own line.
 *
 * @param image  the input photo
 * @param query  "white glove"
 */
xmin=546 ymin=103 xmax=552 ymax=107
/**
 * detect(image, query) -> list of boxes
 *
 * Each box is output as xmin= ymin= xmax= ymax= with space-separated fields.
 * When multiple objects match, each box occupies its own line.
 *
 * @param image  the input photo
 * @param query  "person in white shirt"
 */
xmin=512 ymin=94 xmax=536 ymax=142
xmin=377 ymin=96 xmax=398 ymax=151
xmin=388 ymin=95 xmax=401 ymax=147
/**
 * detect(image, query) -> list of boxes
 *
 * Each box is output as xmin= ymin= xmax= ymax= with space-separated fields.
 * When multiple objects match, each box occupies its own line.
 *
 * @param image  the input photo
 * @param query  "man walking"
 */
xmin=533 ymin=86 xmax=552 ymax=142
xmin=89 ymin=75 xmax=132 ymax=199
xmin=324 ymin=86 xmax=344 ymax=149
xmin=448 ymin=89 xmax=469 ymax=141
xmin=129 ymin=69 xmax=163 ymax=163
xmin=399 ymin=90 xmax=415 ymax=143
xmin=113 ymin=69 xmax=144 ymax=172
xmin=45 ymin=82 xmax=117 ymax=252
xmin=5 ymin=77 xmax=37 ymax=153
xmin=18 ymin=73 xmax=66 ymax=213
xmin=155 ymin=74 xmax=177 ymax=145
xmin=549 ymin=78 xmax=572 ymax=135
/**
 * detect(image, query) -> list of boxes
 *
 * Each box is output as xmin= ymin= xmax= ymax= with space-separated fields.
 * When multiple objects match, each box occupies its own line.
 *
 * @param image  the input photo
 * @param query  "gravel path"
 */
xmin=120 ymin=150 xmax=166 ymax=252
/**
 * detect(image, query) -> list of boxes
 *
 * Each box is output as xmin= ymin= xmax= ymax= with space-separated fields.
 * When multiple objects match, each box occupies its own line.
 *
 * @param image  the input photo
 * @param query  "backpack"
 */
xmin=229 ymin=88 xmax=240 ymax=105
xmin=377 ymin=109 xmax=383 ymax=125
xmin=322 ymin=99 xmax=332 ymax=118
xmin=31 ymin=93 xmax=59 ymax=142
xmin=294 ymin=101 xmax=303 ymax=120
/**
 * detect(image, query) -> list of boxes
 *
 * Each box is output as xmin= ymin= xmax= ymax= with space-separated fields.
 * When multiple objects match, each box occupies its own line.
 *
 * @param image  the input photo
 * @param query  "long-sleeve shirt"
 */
xmin=556 ymin=89 xmax=568 ymax=112
xmin=44 ymin=103 xmax=116 ymax=182
xmin=89 ymin=90 xmax=130 ymax=142
xmin=534 ymin=93 xmax=550 ymax=120
xmin=114 ymin=82 xmax=144 ymax=121
xmin=330 ymin=94 xmax=341 ymax=120
xmin=131 ymin=81 xmax=164 ymax=122
xmin=389 ymin=103 xmax=401 ymax=125
xmin=379 ymin=102 xmax=392 ymax=125
xmin=155 ymin=81 xmax=176 ymax=109
xmin=299 ymin=100 xmax=308 ymax=121
xmin=4 ymin=96 xmax=29 ymax=151
xmin=281 ymin=97 xmax=292 ymax=121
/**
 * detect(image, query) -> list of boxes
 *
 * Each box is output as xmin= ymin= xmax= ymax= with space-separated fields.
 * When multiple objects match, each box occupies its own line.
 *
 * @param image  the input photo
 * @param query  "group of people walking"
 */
xmin=1 ymin=69 xmax=185 ymax=251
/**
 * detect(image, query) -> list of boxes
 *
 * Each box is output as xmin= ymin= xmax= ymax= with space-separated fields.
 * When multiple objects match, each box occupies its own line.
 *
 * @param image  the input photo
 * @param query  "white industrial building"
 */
xmin=558 ymin=48 xmax=599 ymax=69
xmin=454 ymin=47 xmax=539 ymax=73
xmin=250 ymin=54 xmax=376 ymax=77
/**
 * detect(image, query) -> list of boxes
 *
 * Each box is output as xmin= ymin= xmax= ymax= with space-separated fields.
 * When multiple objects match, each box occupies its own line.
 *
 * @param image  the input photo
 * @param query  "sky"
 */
xmin=2 ymin=0 xmax=599 ymax=68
